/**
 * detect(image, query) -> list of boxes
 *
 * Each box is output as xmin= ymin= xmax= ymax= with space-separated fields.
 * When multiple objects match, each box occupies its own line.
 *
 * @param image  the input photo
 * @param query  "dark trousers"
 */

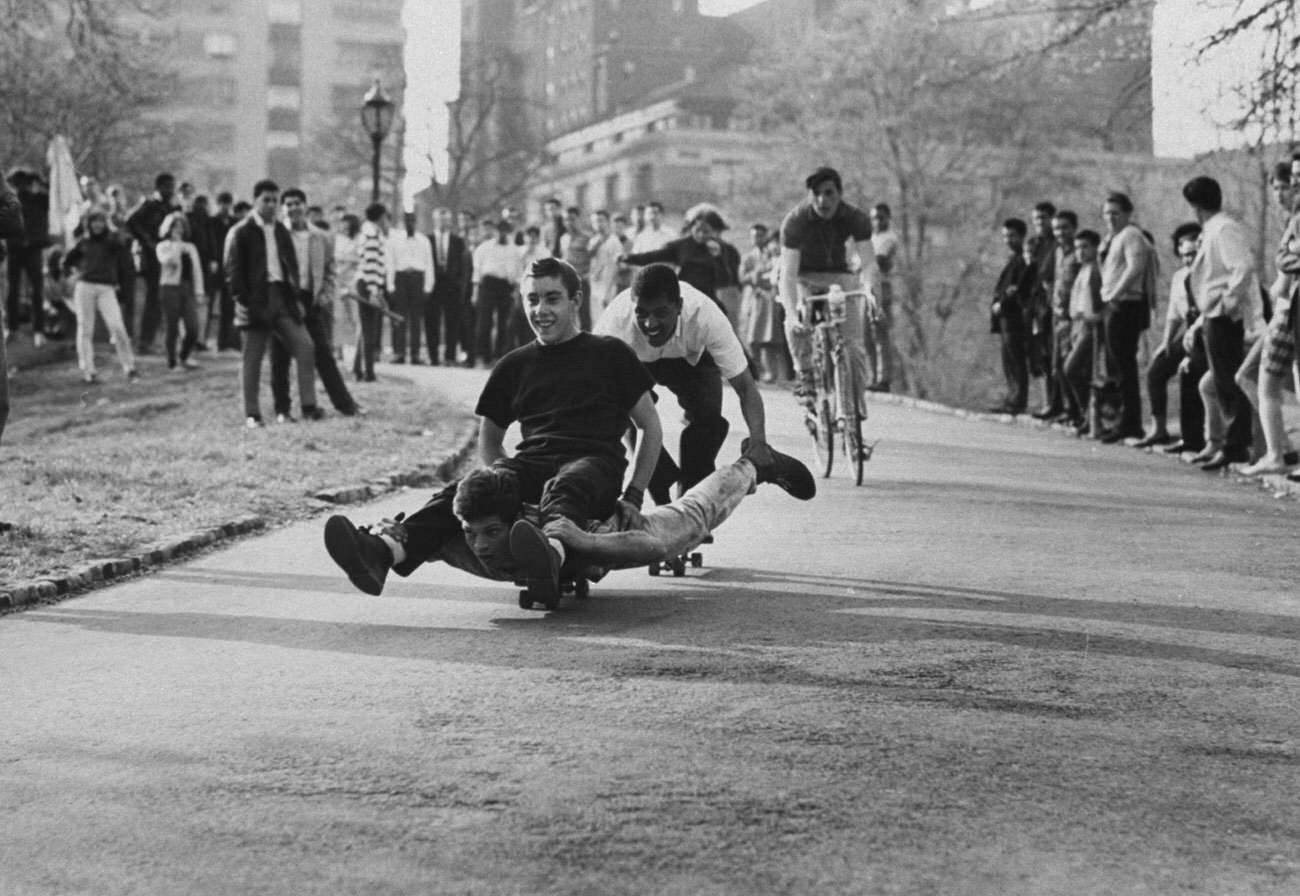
xmin=138 ymin=260 xmax=162 ymax=349
xmin=425 ymin=278 xmax=461 ymax=363
xmin=5 ymin=242 xmax=44 ymax=333
xmin=645 ymin=356 xmax=729 ymax=502
xmin=393 ymin=453 xmax=624 ymax=577
xmin=272 ymin=294 xmax=355 ymax=414
xmin=474 ymin=275 xmax=514 ymax=364
xmin=240 ymin=285 xmax=316 ymax=419
xmin=1146 ymin=340 xmax=1206 ymax=451
xmin=1103 ymin=301 xmax=1145 ymax=435
xmin=1202 ymin=316 xmax=1252 ymax=455
xmin=1146 ymin=338 xmax=1208 ymax=437
xmin=997 ymin=304 xmax=1029 ymax=412
xmin=506 ymin=296 xmax=531 ymax=351
xmin=459 ymin=292 xmax=476 ymax=365
xmin=1045 ymin=314 xmax=1073 ymax=415
xmin=207 ymin=278 xmax=238 ymax=350
xmin=160 ymin=283 xmax=199 ymax=367
xmin=389 ymin=270 xmax=426 ymax=360
xmin=352 ymin=292 xmax=382 ymax=380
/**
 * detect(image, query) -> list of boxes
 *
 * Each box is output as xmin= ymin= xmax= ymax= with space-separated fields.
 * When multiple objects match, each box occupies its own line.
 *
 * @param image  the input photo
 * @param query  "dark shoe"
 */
xmin=1284 ymin=450 xmax=1300 ymax=467
xmin=302 ymin=405 xmax=326 ymax=421
xmin=1132 ymin=431 xmax=1172 ymax=449
xmin=1288 ymin=469 xmax=1300 ymax=483
xmin=1200 ymin=451 xmax=1231 ymax=472
xmin=1187 ymin=446 xmax=1219 ymax=464
xmin=1100 ymin=429 xmax=1142 ymax=445
xmin=126 ymin=369 xmax=140 ymax=383
xmin=742 ymin=438 xmax=816 ymax=501
xmin=867 ymin=381 xmax=891 ymax=394
xmin=509 ymin=519 xmax=561 ymax=605
xmin=392 ymin=356 xmax=406 ymax=364
xmin=323 ymin=515 xmax=393 ymax=596
xmin=337 ymin=404 xmax=360 ymax=417
xmin=364 ymin=373 xmax=377 ymax=382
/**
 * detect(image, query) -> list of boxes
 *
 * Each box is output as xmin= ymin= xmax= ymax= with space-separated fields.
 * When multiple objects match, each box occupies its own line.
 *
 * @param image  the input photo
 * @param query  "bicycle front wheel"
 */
xmin=814 ymin=397 xmax=834 ymax=478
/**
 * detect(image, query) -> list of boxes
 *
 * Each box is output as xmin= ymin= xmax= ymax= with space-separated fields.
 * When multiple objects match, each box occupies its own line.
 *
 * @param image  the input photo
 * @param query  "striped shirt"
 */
xmin=359 ymin=221 xmax=386 ymax=296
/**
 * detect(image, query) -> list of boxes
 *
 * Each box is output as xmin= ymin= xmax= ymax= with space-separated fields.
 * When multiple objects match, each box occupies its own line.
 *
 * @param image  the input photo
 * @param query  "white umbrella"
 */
xmin=45 ymin=134 xmax=83 ymax=243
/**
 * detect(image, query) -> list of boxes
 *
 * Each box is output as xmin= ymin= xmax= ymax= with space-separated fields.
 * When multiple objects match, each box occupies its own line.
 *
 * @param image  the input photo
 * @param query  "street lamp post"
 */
xmin=360 ymin=79 xmax=395 ymax=205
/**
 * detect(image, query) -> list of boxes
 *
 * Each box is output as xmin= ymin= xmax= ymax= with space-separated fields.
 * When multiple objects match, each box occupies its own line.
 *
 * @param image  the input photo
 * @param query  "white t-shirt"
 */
xmin=871 ymin=230 xmax=901 ymax=281
xmin=595 ymin=281 xmax=749 ymax=379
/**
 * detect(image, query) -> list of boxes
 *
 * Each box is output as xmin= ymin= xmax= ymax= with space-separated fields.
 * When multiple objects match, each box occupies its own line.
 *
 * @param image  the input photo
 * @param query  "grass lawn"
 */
xmin=0 ymin=347 xmax=473 ymax=588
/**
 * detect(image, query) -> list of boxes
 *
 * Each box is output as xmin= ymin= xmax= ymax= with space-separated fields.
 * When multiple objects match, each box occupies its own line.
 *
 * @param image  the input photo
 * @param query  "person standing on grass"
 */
xmin=354 ymin=202 xmax=390 ymax=383
xmin=208 ymin=191 xmax=240 ymax=352
xmin=62 ymin=211 xmax=138 ymax=384
xmin=155 ymin=212 xmax=204 ymax=372
xmin=472 ymin=219 xmax=523 ymax=366
xmin=384 ymin=212 xmax=435 ymax=364
xmin=4 ymin=169 xmax=51 ymax=347
xmin=332 ymin=213 xmax=363 ymax=363
xmin=270 ymin=188 xmax=360 ymax=421
xmin=226 ymin=179 xmax=320 ymax=427
xmin=1 ymin=178 xmax=26 ymax=442
xmin=126 ymin=172 xmax=179 ymax=354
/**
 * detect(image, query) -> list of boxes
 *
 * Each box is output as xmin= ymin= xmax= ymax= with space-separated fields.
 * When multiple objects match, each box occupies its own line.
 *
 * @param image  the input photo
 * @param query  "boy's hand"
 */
xmin=615 ymin=500 xmax=646 ymax=531
xmin=542 ymin=517 xmax=584 ymax=545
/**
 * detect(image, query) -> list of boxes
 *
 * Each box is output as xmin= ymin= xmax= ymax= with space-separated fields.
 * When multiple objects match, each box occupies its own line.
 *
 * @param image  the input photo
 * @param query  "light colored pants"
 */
xmin=73 ymin=280 xmax=134 ymax=376
xmin=784 ymin=272 xmax=869 ymax=393
xmin=1198 ymin=370 xmax=1224 ymax=450
xmin=616 ymin=458 xmax=756 ymax=565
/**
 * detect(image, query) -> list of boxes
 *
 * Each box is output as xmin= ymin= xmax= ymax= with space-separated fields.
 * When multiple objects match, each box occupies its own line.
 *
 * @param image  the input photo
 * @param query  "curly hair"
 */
xmin=453 ymin=468 xmax=523 ymax=523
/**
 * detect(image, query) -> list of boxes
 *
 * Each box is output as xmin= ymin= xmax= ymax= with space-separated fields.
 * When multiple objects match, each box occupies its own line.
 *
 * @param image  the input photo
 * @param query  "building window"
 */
xmin=604 ymin=173 xmax=620 ymax=207
xmin=634 ymin=163 xmax=653 ymax=197
xmin=267 ymin=86 xmax=302 ymax=109
xmin=203 ymin=31 xmax=237 ymax=58
xmin=267 ymin=108 xmax=301 ymax=131
xmin=267 ymin=130 xmax=300 ymax=150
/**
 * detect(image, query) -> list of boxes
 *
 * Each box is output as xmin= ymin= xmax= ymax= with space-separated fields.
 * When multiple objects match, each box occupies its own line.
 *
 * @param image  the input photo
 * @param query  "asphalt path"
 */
xmin=3 ymin=365 xmax=1299 ymax=895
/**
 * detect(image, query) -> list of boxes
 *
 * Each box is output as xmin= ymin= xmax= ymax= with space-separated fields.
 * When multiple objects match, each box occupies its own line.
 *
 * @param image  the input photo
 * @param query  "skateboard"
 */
xmin=516 ymin=576 xmax=590 ymax=611
xmin=648 ymin=534 xmax=710 ymax=578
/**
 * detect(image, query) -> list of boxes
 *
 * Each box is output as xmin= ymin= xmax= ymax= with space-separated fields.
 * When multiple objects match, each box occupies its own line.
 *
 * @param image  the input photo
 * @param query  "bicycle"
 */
xmin=799 ymin=283 xmax=876 ymax=485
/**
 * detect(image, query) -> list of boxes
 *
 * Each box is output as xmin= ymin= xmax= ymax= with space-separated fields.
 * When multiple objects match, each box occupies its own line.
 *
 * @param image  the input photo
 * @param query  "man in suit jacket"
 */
xmin=125 ymin=172 xmax=178 ymax=350
xmin=225 ymin=178 xmax=319 ymax=426
xmin=427 ymin=206 xmax=467 ymax=365
xmin=270 ymin=187 xmax=359 ymax=419
xmin=0 ymin=178 xmax=24 ymax=443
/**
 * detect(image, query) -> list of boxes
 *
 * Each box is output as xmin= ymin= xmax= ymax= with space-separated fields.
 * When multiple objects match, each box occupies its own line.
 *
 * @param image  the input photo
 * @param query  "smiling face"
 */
xmin=1051 ymin=216 xmax=1076 ymax=249
xmin=633 ymin=293 xmax=682 ymax=347
xmin=522 ymin=273 xmax=581 ymax=345
xmin=282 ymin=194 xmax=306 ymax=226
xmin=461 ymin=514 xmax=513 ymax=572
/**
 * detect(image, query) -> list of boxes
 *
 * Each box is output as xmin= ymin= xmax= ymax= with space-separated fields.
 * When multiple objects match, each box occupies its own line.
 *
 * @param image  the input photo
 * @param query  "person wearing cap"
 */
xmin=620 ymin=205 xmax=733 ymax=310
xmin=595 ymin=263 xmax=770 ymax=504
xmin=777 ymin=166 xmax=878 ymax=409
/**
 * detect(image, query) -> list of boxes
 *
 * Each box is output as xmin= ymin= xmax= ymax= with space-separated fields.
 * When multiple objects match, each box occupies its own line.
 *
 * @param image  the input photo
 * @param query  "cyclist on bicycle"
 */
xmin=778 ymin=166 xmax=878 ymax=408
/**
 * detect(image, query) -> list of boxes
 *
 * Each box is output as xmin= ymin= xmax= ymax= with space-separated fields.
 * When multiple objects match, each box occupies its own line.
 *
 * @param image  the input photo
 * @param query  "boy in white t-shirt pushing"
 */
xmin=595 ymin=263 xmax=772 ymax=503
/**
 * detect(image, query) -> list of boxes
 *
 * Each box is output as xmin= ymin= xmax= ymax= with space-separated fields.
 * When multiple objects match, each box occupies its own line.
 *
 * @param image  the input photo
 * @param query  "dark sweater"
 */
xmin=64 ymin=232 xmax=133 ymax=286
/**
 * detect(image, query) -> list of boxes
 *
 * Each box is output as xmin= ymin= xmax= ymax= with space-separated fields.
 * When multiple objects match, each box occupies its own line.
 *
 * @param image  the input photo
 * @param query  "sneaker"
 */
xmin=323 ymin=514 xmax=394 ymax=596
xmin=1131 ymin=431 xmax=1172 ymax=449
xmin=182 ymin=358 xmax=201 ymax=370
xmin=509 ymin=519 xmax=561 ymax=605
xmin=301 ymin=405 xmax=326 ymax=421
xmin=33 ymin=332 xmax=45 ymax=348
xmin=1237 ymin=457 xmax=1295 ymax=476
xmin=245 ymin=415 xmax=264 ymax=429
xmin=126 ymin=369 xmax=140 ymax=382
xmin=275 ymin=412 xmax=297 ymax=424
xmin=741 ymin=438 xmax=816 ymax=500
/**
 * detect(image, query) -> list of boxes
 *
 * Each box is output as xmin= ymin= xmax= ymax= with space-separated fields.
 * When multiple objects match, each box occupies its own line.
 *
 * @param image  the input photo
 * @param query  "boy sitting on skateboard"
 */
xmin=323 ymin=257 xmax=662 ymax=604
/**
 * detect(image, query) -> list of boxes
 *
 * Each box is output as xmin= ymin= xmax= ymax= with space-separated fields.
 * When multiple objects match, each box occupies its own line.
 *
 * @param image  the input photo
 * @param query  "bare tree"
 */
xmin=733 ymin=0 xmax=1068 ymax=403
xmin=419 ymin=55 xmax=554 ymax=214
xmin=0 ymin=0 xmax=181 ymax=183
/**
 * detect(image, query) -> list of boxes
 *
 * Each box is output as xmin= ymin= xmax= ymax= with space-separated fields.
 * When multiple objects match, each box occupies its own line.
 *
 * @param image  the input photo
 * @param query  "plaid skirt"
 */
xmin=1263 ymin=298 xmax=1296 ymax=377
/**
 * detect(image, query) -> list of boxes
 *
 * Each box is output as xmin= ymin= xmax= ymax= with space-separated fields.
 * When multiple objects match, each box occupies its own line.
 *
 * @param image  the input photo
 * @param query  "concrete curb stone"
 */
xmin=1 ymin=423 xmax=479 ymax=612
xmin=870 ymin=391 xmax=1299 ymax=502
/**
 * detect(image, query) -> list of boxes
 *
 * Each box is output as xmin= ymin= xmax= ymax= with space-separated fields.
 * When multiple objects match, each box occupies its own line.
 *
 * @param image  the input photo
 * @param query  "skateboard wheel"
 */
xmin=690 ymin=552 xmax=702 ymax=567
xmin=575 ymin=579 xmax=590 ymax=599
xmin=671 ymin=557 xmax=686 ymax=577
xmin=649 ymin=562 xmax=661 ymax=576
xmin=518 ymin=590 xmax=534 ymax=610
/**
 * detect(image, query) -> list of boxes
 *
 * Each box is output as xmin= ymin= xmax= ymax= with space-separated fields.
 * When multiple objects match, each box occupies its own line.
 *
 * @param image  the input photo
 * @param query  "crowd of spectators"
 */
xmin=990 ymin=153 xmax=1300 ymax=482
